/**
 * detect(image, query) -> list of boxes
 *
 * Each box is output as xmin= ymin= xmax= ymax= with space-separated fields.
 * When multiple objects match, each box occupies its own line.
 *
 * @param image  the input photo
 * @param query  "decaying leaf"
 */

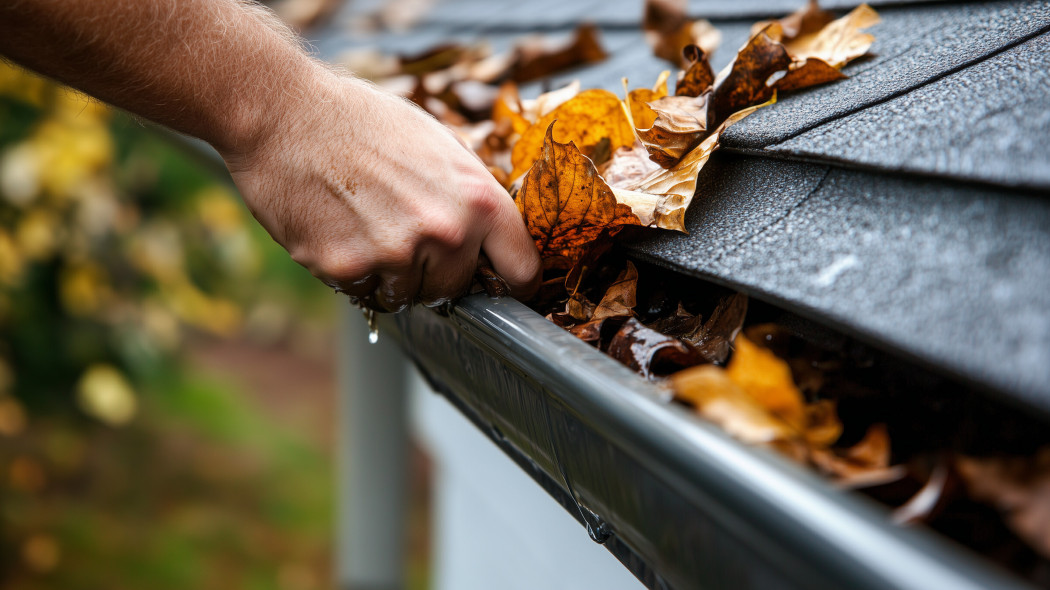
xmin=811 ymin=423 xmax=892 ymax=484
xmin=608 ymin=318 xmax=704 ymax=379
xmin=593 ymin=261 xmax=639 ymax=321
xmin=637 ymin=93 xmax=711 ymax=168
xmin=708 ymin=31 xmax=792 ymax=129
xmin=675 ymin=44 xmax=715 ymax=97
xmin=956 ymin=450 xmax=1050 ymax=559
xmin=510 ymin=89 xmax=636 ymax=181
xmin=517 ymin=124 xmax=641 ymax=265
xmin=687 ymin=292 xmax=747 ymax=363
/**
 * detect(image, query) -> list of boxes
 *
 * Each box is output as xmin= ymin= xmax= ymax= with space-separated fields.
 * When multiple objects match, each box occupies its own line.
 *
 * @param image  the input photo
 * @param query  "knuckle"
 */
xmin=463 ymin=178 xmax=504 ymax=222
xmin=422 ymin=212 xmax=468 ymax=251
xmin=375 ymin=242 xmax=413 ymax=269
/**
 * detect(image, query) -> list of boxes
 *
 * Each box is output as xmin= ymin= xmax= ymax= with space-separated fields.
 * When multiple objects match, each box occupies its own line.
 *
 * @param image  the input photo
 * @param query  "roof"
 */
xmin=315 ymin=1 xmax=1050 ymax=413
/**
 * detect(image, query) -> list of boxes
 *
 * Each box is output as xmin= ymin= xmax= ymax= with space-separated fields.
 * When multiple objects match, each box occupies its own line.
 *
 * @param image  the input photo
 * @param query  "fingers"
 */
xmin=480 ymin=194 xmax=541 ymax=300
xmin=416 ymin=245 xmax=478 ymax=307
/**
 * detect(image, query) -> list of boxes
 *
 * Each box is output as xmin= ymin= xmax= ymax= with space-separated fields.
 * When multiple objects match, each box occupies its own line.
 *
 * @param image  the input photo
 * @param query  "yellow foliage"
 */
xmin=76 ymin=364 xmax=137 ymax=426
xmin=59 ymin=262 xmax=112 ymax=317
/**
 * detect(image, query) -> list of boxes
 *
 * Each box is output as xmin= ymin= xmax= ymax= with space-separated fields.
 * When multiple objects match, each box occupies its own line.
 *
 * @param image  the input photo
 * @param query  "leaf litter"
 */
xmin=351 ymin=0 xmax=1050 ymax=580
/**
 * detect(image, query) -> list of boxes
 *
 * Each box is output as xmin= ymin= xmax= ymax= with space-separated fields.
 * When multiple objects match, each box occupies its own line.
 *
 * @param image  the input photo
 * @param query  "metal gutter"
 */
xmin=381 ymin=295 xmax=1032 ymax=590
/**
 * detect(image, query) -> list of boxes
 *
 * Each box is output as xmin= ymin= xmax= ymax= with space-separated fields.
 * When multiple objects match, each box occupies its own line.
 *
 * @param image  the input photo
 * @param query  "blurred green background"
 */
xmin=0 ymin=62 xmax=351 ymax=590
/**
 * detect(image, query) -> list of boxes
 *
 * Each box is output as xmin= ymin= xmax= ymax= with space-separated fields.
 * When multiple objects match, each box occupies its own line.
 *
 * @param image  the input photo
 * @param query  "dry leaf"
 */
xmin=675 ymin=45 xmax=715 ymax=97
xmin=517 ymin=123 xmax=641 ymax=265
xmin=510 ymin=89 xmax=636 ymax=181
xmin=726 ymin=334 xmax=806 ymax=429
xmin=593 ymin=261 xmax=639 ymax=321
xmin=620 ymin=102 xmax=766 ymax=231
xmin=598 ymin=143 xmax=664 ymax=188
xmin=637 ymin=93 xmax=711 ymax=168
xmin=781 ymin=4 xmax=879 ymax=69
xmin=626 ymin=71 xmax=671 ymax=131
xmin=752 ymin=0 xmax=835 ymax=41
xmin=709 ymin=31 xmax=791 ymax=129
xmin=672 ymin=364 xmax=796 ymax=444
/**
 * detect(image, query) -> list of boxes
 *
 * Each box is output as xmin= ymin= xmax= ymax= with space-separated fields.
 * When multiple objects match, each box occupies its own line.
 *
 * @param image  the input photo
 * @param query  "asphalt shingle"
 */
xmin=721 ymin=2 xmax=1050 ymax=149
xmin=626 ymin=155 xmax=1050 ymax=411
xmin=763 ymin=32 xmax=1050 ymax=190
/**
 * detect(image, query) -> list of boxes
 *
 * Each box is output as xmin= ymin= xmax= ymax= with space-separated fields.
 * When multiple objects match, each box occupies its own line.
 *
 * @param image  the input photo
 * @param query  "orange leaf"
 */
xmin=626 ymin=71 xmax=670 ymax=131
xmin=517 ymin=123 xmax=642 ymax=264
xmin=510 ymin=89 xmax=636 ymax=181
xmin=672 ymin=364 xmax=797 ymax=444
xmin=725 ymin=333 xmax=806 ymax=429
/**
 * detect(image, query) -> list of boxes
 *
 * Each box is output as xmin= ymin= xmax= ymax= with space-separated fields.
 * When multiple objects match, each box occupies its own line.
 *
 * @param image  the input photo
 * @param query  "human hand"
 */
xmin=221 ymin=71 xmax=541 ymax=312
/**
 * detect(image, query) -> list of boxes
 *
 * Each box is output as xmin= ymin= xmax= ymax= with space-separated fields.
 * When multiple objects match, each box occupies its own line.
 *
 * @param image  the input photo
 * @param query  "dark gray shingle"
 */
xmin=626 ymin=155 xmax=1050 ymax=412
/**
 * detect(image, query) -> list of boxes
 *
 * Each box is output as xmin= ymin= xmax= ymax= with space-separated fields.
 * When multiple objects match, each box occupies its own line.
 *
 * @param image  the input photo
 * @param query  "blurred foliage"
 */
xmin=0 ymin=61 xmax=330 ymax=420
xmin=0 ymin=63 xmax=336 ymax=588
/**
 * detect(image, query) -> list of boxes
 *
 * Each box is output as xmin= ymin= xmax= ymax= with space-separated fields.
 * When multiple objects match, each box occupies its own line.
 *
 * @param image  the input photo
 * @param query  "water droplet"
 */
xmin=362 ymin=308 xmax=379 ymax=344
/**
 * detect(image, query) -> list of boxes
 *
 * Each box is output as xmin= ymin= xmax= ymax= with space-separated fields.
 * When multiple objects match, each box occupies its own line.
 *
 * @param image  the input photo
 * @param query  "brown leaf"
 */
xmin=675 ymin=44 xmax=715 ymax=97
xmin=708 ymin=31 xmax=791 ymax=129
xmin=672 ymin=364 xmax=797 ymax=444
xmin=517 ymin=123 xmax=642 ymax=264
xmin=607 ymin=318 xmax=704 ymax=379
xmin=811 ymin=423 xmax=892 ymax=483
xmin=643 ymin=0 xmax=721 ymax=67
xmin=956 ymin=449 xmax=1050 ymax=560
xmin=510 ymin=89 xmax=636 ymax=181
xmin=620 ymin=102 xmax=765 ymax=231
xmin=726 ymin=333 xmax=806 ymax=429
xmin=774 ymin=57 xmax=847 ymax=92
xmin=511 ymin=23 xmax=608 ymax=83
xmin=782 ymin=4 xmax=880 ymax=69
xmin=637 ymin=93 xmax=711 ymax=168
xmin=592 ymin=261 xmax=639 ymax=321
xmin=687 ymin=292 xmax=748 ymax=363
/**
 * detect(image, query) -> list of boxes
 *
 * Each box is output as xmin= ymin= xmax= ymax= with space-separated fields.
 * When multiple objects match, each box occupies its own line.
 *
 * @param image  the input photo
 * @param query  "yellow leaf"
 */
xmin=725 ymin=334 xmax=806 ymax=429
xmin=510 ymin=89 xmax=635 ymax=181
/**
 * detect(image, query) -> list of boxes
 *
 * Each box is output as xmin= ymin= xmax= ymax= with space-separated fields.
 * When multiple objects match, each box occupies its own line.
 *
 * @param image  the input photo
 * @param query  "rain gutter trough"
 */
xmin=380 ymin=294 xmax=1032 ymax=590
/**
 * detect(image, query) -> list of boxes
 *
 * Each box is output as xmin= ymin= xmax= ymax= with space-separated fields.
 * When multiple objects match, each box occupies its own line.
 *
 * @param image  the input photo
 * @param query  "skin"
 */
xmin=0 ymin=0 xmax=541 ymax=311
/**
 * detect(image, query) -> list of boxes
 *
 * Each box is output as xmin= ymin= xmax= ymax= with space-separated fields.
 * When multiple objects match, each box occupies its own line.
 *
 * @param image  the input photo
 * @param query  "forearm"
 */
xmin=0 ymin=0 xmax=328 ymax=154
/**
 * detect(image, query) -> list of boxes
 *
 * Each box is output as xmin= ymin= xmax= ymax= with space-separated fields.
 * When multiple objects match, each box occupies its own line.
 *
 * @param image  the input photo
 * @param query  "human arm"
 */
xmin=0 ymin=0 xmax=541 ymax=310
